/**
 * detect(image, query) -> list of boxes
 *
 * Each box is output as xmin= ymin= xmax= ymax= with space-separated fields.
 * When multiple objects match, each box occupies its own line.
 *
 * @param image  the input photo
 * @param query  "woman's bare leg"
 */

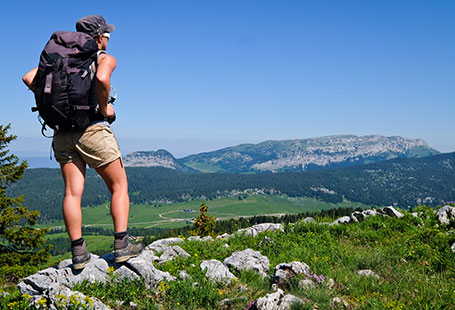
xmin=60 ymin=160 xmax=86 ymax=240
xmin=95 ymin=158 xmax=129 ymax=232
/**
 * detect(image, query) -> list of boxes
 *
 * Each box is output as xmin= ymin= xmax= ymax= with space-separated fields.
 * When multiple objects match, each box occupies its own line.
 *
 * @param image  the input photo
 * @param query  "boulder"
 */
xmin=216 ymin=233 xmax=231 ymax=240
xmin=156 ymin=246 xmax=190 ymax=264
xmin=127 ymin=250 xmax=175 ymax=288
xmin=451 ymin=243 xmax=455 ymax=253
xmin=113 ymin=265 xmax=141 ymax=282
xmin=351 ymin=210 xmax=379 ymax=222
xmin=254 ymin=289 xmax=304 ymax=310
xmin=357 ymin=269 xmax=380 ymax=279
xmin=200 ymin=259 xmax=236 ymax=284
xmin=435 ymin=206 xmax=455 ymax=225
xmin=331 ymin=297 xmax=349 ymax=309
xmin=145 ymin=237 xmax=183 ymax=252
xmin=273 ymin=261 xmax=312 ymax=287
xmin=298 ymin=279 xmax=315 ymax=290
xmin=330 ymin=216 xmax=351 ymax=226
xmin=237 ymin=223 xmax=282 ymax=237
xmin=378 ymin=206 xmax=404 ymax=218
xmin=252 ymin=223 xmax=283 ymax=234
xmin=301 ymin=217 xmax=316 ymax=224
xmin=18 ymin=254 xmax=110 ymax=296
xmin=179 ymin=270 xmax=191 ymax=280
xmin=224 ymin=249 xmax=270 ymax=277
xmin=45 ymin=283 xmax=109 ymax=310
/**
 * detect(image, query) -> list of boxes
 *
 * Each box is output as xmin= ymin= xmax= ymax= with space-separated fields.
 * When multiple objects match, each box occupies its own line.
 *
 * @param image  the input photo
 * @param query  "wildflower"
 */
xmin=177 ymin=302 xmax=180 ymax=305
xmin=21 ymin=294 xmax=31 ymax=299
xmin=37 ymin=297 xmax=47 ymax=305
xmin=107 ymin=266 xmax=115 ymax=273
xmin=219 ymin=290 xmax=224 ymax=295
xmin=194 ymin=253 xmax=198 ymax=257
xmin=85 ymin=296 xmax=94 ymax=306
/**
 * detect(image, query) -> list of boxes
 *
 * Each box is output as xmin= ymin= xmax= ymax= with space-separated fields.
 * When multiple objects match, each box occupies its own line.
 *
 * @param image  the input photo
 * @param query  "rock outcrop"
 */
xmin=224 ymin=249 xmax=270 ymax=277
xmin=200 ymin=259 xmax=237 ymax=284
xmin=254 ymin=288 xmax=304 ymax=310
xmin=435 ymin=205 xmax=455 ymax=225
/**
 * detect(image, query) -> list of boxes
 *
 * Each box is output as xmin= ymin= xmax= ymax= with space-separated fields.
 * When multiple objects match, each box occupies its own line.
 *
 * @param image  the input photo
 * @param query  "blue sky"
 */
xmin=2 ymin=0 xmax=454 ymax=158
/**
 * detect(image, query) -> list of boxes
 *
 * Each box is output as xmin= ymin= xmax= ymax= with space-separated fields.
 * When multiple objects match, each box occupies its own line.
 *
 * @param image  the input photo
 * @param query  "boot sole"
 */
xmin=114 ymin=253 xmax=141 ymax=263
xmin=72 ymin=262 xmax=87 ymax=270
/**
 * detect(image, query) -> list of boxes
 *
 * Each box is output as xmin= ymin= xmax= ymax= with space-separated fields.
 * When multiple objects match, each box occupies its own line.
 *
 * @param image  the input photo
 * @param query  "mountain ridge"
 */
xmin=123 ymin=134 xmax=439 ymax=173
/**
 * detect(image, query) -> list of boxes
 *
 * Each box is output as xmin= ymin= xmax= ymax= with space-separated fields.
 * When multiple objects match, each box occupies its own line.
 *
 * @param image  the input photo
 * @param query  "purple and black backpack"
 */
xmin=32 ymin=31 xmax=99 ymax=136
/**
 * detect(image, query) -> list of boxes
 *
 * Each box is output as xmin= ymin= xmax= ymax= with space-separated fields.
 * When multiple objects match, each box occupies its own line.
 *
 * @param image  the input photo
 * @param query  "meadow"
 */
xmin=5 ymin=206 xmax=454 ymax=309
xmin=44 ymin=194 xmax=370 ymax=261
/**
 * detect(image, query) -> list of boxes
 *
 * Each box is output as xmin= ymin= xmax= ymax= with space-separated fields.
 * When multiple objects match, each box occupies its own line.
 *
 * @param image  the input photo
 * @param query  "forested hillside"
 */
xmin=7 ymin=152 xmax=455 ymax=222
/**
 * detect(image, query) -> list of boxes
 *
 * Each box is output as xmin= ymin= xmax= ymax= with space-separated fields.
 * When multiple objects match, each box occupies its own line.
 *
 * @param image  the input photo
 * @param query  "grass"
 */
xmin=6 ymin=206 xmax=454 ymax=309
xmin=44 ymin=194 xmax=370 ymax=230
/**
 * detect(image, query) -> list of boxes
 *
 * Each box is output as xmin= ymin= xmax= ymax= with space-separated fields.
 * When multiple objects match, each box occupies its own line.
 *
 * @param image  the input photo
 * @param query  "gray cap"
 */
xmin=76 ymin=15 xmax=115 ymax=38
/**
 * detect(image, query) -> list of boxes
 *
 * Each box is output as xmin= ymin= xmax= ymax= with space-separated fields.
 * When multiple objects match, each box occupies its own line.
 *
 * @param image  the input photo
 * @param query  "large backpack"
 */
xmin=32 ymin=31 xmax=99 ymax=136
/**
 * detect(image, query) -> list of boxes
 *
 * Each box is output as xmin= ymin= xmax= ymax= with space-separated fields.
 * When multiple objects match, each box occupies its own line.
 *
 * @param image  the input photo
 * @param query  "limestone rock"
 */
xmin=252 ymin=223 xmax=283 ymax=233
xmin=156 ymin=246 xmax=190 ymax=264
xmin=237 ymin=223 xmax=283 ymax=237
xmin=351 ymin=209 xmax=380 ymax=222
xmin=302 ymin=217 xmax=316 ymax=224
xmin=200 ymin=259 xmax=236 ymax=284
xmin=330 ymin=216 xmax=351 ymax=225
xmin=113 ymin=265 xmax=141 ymax=282
xmin=331 ymin=297 xmax=349 ymax=309
xmin=273 ymin=261 xmax=312 ymax=287
xmin=127 ymin=250 xmax=175 ymax=288
xmin=298 ymin=279 xmax=316 ymax=290
xmin=327 ymin=278 xmax=335 ymax=290
xmin=145 ymin=237 xmax=183 ymax=252
xmin=18 ymin=254 xmax=109 ymax=296
xmin=179 ymin=270 xmax=191 ymax=280
xmin=46 ymin=283 xmax=109 ymax=310
xmin=216 ymin=233 xmax=231 ymax=240
xmin=224 ymin=249 xmax=270 ymax=277
xmin=357 ymin=269 xmax=380 ymax=279
xmin=378 ymin=206 xmax=404 ymax=218
xmin=436 ymin=206 xmax=455 ymax=225
xmin=254 ymin=288 xmax=304 ymax=310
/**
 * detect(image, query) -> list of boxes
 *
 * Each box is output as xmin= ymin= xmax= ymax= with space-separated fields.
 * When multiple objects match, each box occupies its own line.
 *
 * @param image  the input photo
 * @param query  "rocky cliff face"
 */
xmin=122 ymin=150 xmax=194 ymax=171
xmin=181 ymin=135 xmax=439 ymax=172
xmin=123 ymin=135 xmax=439 ymax=173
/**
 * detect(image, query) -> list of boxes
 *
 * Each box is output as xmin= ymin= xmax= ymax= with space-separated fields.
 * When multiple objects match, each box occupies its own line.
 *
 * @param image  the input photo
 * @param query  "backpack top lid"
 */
xmin=45 ymin=31 xmax=98 ymax=58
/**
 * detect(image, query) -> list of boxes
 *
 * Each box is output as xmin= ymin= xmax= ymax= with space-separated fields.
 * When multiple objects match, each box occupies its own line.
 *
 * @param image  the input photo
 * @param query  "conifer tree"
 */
xmin=191 ymin=201 xmax=216 ymax=237
xmin=0 ymin=124 xmax=50 ymax=281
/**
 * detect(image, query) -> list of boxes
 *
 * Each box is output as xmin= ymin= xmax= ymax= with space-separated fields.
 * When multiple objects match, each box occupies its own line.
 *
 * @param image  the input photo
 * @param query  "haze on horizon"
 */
xmin=2 ymin=1 xmax=454 ymax=158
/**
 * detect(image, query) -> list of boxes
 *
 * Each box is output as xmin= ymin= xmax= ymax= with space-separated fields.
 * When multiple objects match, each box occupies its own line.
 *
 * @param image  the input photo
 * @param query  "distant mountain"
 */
xmin=180 ymin=135 xmax=439 ymax=173
xmin=123 ymin=149 xmax=195 ymax=172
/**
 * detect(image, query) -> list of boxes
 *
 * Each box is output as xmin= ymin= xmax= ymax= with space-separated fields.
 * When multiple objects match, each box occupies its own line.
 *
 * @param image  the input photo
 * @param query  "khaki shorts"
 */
xmin=52 ymin=124 xmax=122 ymax=169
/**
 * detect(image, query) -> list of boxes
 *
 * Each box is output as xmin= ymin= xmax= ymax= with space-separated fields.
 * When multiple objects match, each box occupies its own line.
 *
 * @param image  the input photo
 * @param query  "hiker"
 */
xmin=22 ymin=15 xmax=143 ymax=269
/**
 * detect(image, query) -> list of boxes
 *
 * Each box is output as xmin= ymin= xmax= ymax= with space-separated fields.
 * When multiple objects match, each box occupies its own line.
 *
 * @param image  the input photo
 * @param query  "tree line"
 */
xmin=7 ymin=152 xmax=455 ymax=222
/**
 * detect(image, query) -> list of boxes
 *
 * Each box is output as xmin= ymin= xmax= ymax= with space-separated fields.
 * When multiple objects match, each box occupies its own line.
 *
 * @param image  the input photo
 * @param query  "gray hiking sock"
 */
xmin=114 ymin=233 xmax=128 ymax=250
xmin=71 ymin=239 xmax=87 ymax=257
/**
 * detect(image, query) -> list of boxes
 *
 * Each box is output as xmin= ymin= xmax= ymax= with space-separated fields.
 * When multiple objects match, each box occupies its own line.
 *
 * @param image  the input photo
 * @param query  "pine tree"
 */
xmin=0 ymin=124 xmax=50 ymax=281
xmin=191 ymin=201 xmax=216 ymax=237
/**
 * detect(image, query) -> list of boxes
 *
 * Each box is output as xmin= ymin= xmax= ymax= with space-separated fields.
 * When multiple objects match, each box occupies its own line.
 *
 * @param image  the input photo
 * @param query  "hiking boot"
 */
xmin=114 ymin=235 xmax=144 ymax=263
xmin=72 ymin=240 xmax=91 ymax=270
